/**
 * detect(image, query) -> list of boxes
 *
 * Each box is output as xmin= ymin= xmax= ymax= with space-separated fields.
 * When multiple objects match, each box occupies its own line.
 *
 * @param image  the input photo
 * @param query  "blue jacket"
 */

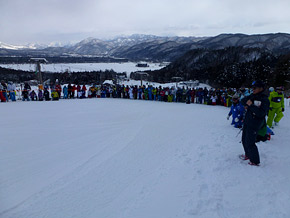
xmin=229 ymin=102 xmax=245 ymax=125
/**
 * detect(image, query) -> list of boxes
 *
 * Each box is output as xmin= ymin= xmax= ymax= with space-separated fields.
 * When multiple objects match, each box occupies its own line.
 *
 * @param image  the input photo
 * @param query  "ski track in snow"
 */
xmin=0 ymin=99 xmax=290 ymax=218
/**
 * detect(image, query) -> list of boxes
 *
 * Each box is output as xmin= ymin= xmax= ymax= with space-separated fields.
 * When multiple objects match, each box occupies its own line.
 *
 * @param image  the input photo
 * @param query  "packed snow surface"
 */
xmin=0 ymin=99 xmax=290 ymax=218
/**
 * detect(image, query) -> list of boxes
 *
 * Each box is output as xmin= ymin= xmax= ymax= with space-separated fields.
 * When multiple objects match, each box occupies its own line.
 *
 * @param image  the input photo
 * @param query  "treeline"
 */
xmin=149 ymin=47 xmax=290 ymax=88
xmin=0 ymin=67 xmax=126 ymax=84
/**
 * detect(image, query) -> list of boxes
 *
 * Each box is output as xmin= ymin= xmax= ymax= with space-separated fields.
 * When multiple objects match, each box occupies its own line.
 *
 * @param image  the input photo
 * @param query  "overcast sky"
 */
xmin=1 ymin=0 xmax=290 ymax=45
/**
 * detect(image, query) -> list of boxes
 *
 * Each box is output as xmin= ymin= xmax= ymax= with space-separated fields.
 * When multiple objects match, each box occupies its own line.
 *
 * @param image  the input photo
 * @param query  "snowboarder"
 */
xmin=240 ymin=80 xmax=269 ymax=166
xmin=266 ymin=87 xmax=285 ymax=128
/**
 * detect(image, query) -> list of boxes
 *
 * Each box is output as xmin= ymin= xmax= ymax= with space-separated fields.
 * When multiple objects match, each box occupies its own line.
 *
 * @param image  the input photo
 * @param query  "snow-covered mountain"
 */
xmin=0 ymin=34 xmax=206 ymax=59
xmin=1 ymin=33 xmax=290 ymax=62
xmin=0 ymin=42 xmax=32 ymax=50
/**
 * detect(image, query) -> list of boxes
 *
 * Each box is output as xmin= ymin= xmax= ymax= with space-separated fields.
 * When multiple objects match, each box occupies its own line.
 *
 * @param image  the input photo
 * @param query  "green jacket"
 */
xmin=269 ymin=91 xmax=284 ymax=109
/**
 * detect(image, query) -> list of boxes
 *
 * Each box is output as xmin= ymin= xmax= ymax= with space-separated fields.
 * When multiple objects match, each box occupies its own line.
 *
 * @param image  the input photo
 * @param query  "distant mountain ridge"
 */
xmin=1 ymin=33 xmax=290 ymax=62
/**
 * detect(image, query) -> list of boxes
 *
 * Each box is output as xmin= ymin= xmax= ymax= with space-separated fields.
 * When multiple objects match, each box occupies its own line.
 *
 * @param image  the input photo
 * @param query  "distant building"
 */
xmin=136 ymin=62 xmax=149 ymax=68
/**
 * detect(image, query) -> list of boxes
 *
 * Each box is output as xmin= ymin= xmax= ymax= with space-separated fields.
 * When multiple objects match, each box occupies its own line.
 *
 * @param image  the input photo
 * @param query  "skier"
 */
xmin=68 ymin=84 xmax=73 ymax=98
xmin=77 ymin=84 xmax=81 ymax=98
xmin=267 ymin=87 xmax=285 ymax=128
xmin=227 ymin=94 xmax=245 ymax=128
xmin=211 ymin=94 xmax=218 ymax=106
xmin=81 ymin=85 xmax=87 ymax=98
xmin=138 ymin=86 xmax=143 ymax=100
xmin=38 ymin=89 xmax=44 ymax=101
xmin=0 ymin=83 xmax=6 ymax=102
xmin=129 ymin=87 xmax=133 ymax=99
xmin=186 ymin=88 xmax=191 ymax=104
xmin=22 ymin=82 xmax=31 ymax=101
xmin=30 ymin=90 xmax=37 ymax=101
xmin=148 ymin=85 xmax=153 ymax=100
xmin=51 ymin=89 xmax=59 ymax=101
xmin=1 ymin=81 xmax=8 ymax=102
xmin=7 ymin=81 xmax=16 ymax=101
xmin=55 ymin=81 xmax=62 ymax=98
xmin=44 ymin=88 xmax=51 ymax=101
xmin=240 ymin=80 xmax=269 ymax=166
xmin=63 ymin=85 xmax=68 ymax=99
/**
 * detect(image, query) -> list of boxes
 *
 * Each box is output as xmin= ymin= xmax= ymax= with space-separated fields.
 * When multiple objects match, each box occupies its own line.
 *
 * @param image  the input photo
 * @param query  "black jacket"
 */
xmin=241 ymin=90 xmax=270 ymax=131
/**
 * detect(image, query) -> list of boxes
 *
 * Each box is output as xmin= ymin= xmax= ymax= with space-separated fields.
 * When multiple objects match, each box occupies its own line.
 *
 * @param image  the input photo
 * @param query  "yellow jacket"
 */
xmin=269 ymin=91 xmax=284 ymax=109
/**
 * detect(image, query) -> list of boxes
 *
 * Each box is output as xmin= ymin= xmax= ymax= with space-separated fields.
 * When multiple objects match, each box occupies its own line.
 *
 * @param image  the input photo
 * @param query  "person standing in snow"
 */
xmin=55 ymin=81 xmax=62 ymax=99
xmin=51 ymin=89 xmax=59 ymax=101
xmin=211 ymin=94 xmax=218 ymax=106
xmin=63 ymin=85 xmax=68 ymax=99
xmin=81 ymin=85 xmax=87 ymax=98
xmin=0 ymin=83 xmax=6 ymax=102
xmin=38 ymin=89 xmax=44 ymax=101
xmin=44 ymin=87 xmax=51 ymax=101
xmin=29 ymin=90 xmax=37 ymax=101
xmin=76 ymin=84 xmax=81 ymax=98
xmin=266 ymin=87 xmax=285 ymax=128
xmin=227 ymin=94 xmax=244 ymax=128
xmin=7 ymin=81 xmax=16 ymax=101
xmin=22 ymin=82 xmax=31 ymax=101
xmin=1 ymin=81 xmax=8 ymax=102
xmin=240 ymin=80 xmax=269 ymax=166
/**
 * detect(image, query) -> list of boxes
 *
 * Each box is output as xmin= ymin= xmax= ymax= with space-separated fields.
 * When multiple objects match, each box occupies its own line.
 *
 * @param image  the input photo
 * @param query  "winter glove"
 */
xmin=234 ymin=117 xmax=239 ymax=123
xmin=227 ymin=115 xmax=230 ymax=120
xmin=282 ymin=108 xmax=284 ymax=112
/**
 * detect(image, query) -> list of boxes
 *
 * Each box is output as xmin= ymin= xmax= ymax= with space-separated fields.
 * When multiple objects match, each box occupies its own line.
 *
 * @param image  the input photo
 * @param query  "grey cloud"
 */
xmin=1 ymin=0 xmax=290 ymax=44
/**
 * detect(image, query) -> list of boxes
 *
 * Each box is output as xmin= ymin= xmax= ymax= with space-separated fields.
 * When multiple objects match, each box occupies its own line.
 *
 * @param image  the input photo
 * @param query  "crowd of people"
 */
xmin=0 ymin=80 xmax=256 ymax=107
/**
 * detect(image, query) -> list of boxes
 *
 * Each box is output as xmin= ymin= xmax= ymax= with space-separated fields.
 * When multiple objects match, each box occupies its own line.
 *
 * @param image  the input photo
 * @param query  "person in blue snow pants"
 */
xmin=138 ymin=88 xmax=143 ymax=99
xmin=227 ymin=95 xmax=245 ymax=128
xmin=148 ymin=86 xmax=153 ymax=100
xmin=63 ymin=86 xmax=68 ymax=99
xmin=198 ymin=92 xmax=203 ymax=104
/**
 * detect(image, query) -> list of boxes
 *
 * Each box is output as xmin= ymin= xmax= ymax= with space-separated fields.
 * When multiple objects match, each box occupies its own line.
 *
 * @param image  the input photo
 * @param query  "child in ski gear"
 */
xmin=7 ymin=81 xmax=16 ymax=101
xmin=44 ymin=88 xmax=51 ymax=101
xmin=211 ymin=94 xmax=217 ymax=105
xmin=267 ymin=87 xmax=285 ymax=128
xmin=77 ymin=85 xmax=81 ymax=98
xmin=51 ymin=90 xmax=59 ymax=101
xmin=81 ymin=85 xmax=87 ymax=98
xmin=63 ymin=85 xmax=68 ymax=99
xmin=30 ymin=90 xmax=37 ymax=101
xmin=38 ymin=89 xmax=44 ymax=101
xmin=1 ymin=81 xmax=8 ymax=102
xmin=55 ymin=83 xmax=62 ymax=98
xmin=22 ymin=82 xmax=31 ymax=101
xmin=227 ymin=94 xmax=244 ymax=128
xmin=240 ymin=80 xmax=269 ymax=166
xmin=0 ymin=83 xmax=6 ymax=102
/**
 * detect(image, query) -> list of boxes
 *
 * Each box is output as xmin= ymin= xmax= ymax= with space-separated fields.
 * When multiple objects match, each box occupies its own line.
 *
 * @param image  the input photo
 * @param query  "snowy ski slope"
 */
xmin=0 ymin=98 xmax=290 ymax=218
